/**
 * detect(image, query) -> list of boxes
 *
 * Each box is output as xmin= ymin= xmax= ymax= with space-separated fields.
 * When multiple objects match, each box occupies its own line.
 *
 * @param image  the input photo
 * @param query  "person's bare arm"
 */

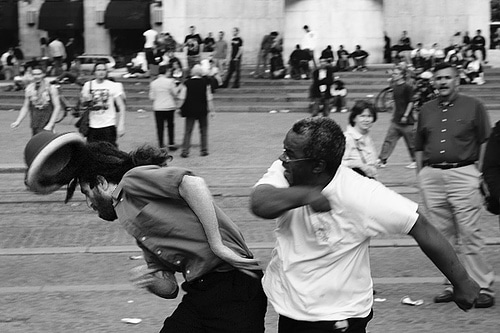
xmin=130 ymin=265 xmax=179 ymax=299
xmin=115 ymin=95 xmax=126 ymax=137
xmin=10 ymin=97 xmax=30 ymax=129
xmin=179 ymin=175 xmax=259 ymax=271
xmin=408 ymin=212 xmax=480 ymax=311
xmin=43 ymin=85 xmax=62 ymax=131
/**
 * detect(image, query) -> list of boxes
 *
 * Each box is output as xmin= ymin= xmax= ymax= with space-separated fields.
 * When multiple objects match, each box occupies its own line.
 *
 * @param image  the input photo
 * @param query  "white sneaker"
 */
xmin=376 ymin=159 xmax=387 ymax=168
xmin=406 ymin=162 xmax=417 ymax=169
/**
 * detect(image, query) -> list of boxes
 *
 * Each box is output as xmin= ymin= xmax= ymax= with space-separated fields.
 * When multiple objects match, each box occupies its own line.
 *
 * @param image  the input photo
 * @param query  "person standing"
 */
xmin=415 ymin=62 xmax=495 ymax=308
xmin=143 ymin=27 xmax=159 ymax=71
xmin=64 ymin=38 xmax=76 ymax=71
xmin=149 ymin=65 xmax=182 ymax=151
xmin=342 ymin=100 xmax=378 ymax=179
xmin=184 ymin=25 xmax=203 ymax=71
xmin=80 ymin=62 xmax=126 ymax=146
xmin=309 ymin=57 xmax=335 ymax=117
xmin=377 ymin=67 xmax=417 ymax=169
xmin=471 ymin=29 xmax=487 ymax=63
xmin=384 ymin=31 xmax=392 ymax=63
xmin=301 ymin=25 xmax=317 ymax=70
xmin=213 ymin=31 xmax=228 ymax=77
xmin=203 ymin=32 xmax=215 ymax=52
xmin=48 ymin=36 xmax=66 ymax=76
xmin=179 ymin=64 xmax=214 ymax=157
xmin=221 ymin=27 xmax=243 ymax=89
xmin=10 ymin=66 xmax=61 ymax=136
xmin=483 ymin=120 xmax=500 ymax=218
xmin=250 ymin=116 xmax=479 ymax=333
xmin=254 ymin=31 xmax=278 ymax=78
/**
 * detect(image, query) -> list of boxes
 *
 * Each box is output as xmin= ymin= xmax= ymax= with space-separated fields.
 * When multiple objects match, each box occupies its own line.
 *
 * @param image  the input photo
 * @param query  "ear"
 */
xmin=96 ymin=175 xmax=110 ymax=190
xmin=312 ymin=159 xmax=327 ymax=174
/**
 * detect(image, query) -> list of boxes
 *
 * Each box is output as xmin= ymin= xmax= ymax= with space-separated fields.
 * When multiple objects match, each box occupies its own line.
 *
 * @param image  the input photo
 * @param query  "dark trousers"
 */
xmin=182 ymin=116 xmax=208 ymax=155
xmin=160 ymin=270 xmax=267 ymax=333
xmin=154 ymin=110 xmax=175 ymax=147
xmin=278 ymin=310 xmax=373 ymax=333
xmin=310 ymin=96 xmax=332 ymax=117
xmin=473 ymin=46 xmax=487 ymax=61
xmin=87 ymin=126 xmax=117 ymax=147
xmin=223 ymin=59 xmax=241 ymax=88
xmin=379 ymin=122 xmax=415 ymax=163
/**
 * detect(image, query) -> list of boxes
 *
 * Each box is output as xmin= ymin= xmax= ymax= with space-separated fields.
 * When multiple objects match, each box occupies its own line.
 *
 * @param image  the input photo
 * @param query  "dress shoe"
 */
xmin=180 ymin=152 xmax=189 ymax=158
xmin=168 ymin=145 xmax=178 ymax=152
xmin=475 ymin=293 xmax=495 ymax=308
xmin=200 ymin=152 xmax=209 ymax=157
xmin=434 ymin=289 xmax=454 ymax=303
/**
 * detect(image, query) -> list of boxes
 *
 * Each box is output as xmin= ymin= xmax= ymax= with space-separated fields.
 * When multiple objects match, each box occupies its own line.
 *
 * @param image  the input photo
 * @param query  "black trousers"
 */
xmin=278 ymin=310 xmax=373 ymax=333
xmin=223 ymin=59 xmax=241 ymax=88
xmin=160 ymin=270 xmax=267 ymax=333
xmin=87 ymin=126 xmax=117 ymax=147
xmin=154 ymin=110 xmax=175 ymax=147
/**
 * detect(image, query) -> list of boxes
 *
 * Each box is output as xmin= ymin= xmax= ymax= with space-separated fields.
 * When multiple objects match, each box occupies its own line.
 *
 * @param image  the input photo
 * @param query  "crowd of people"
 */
xmin=7 ymin=20 xmax=500 ymax=333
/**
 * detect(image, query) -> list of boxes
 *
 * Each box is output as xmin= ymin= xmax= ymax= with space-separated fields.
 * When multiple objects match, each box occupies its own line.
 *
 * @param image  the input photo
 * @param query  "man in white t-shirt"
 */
xmin=302 ymin=25 xmax=317 ymax=70
xmin=143 ymin=28 xmax=159 ymax=69
xmin=250 ymin=117 xmax=480 ymax=333
xmin=81 ymin=62 xmax=126 ymax=146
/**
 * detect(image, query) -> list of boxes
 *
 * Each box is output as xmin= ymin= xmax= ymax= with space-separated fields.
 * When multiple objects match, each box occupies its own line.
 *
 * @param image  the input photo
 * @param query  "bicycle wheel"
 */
xmin=374 ymin=87 xmax=394 ymax=113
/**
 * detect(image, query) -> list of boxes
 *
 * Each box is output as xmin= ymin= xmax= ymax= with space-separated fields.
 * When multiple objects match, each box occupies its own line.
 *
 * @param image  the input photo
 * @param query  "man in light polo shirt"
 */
xmin=251 ymin=117 xmax=479 ymax=333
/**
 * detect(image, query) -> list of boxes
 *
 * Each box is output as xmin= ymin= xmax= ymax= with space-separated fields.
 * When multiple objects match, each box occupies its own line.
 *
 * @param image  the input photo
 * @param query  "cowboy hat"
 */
xmin=24 ymin=131 xmax=86 ymax=194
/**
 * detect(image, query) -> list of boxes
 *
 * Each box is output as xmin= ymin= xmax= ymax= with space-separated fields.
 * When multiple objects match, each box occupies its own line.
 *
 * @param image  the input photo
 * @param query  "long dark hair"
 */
xmin=65 ymin=142 xmax=171 ymax=202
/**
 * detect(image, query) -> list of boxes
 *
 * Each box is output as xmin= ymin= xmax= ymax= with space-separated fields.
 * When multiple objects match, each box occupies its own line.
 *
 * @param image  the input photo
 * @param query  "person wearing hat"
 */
xmin=10 ymin=66 xmax=62 ymax=136
xmin=178 ymin=64 xmax=214 ymax=158
xmin=23 ymin=132 xmax=267 ymax=332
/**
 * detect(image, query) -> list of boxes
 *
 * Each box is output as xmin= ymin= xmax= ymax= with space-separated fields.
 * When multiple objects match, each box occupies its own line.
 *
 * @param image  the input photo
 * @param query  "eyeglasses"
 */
xmin=279 ymin=150 xmax=314 ymax=163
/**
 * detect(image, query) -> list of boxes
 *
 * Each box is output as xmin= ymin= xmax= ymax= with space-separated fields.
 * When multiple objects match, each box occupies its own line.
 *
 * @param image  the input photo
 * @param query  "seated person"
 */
xmin=169 ymin=58 xmax=186 ymax=84
xmin=464 ymin=54 xmax=484 ymax=85
xmin=288 ymin=44 xmax=310 ymax=80
xmin=201 ymin=58 xmax=222 ymax=92
xmin=320 ymin=45 xmax=334 ymax=66
xmin=124 ymin=52 xmax=147 ymax=78
xmin=349 ymin=45 xmax=369 ymax=72
xmin=410 ymin=43 xmax=430 ymax=72
xmin=6 ymin=64 xmax=33 ymax=91
xmin=330 ymin=79 xmax=348 ymax=113
xmin=270 ymin=38 xmax=286 ymax=79
xmin=428 ymin=43 xmax=445 ymax=67
xmin=53 ymin=58 xmax=82 ymax=85
xmin=336 ymin=45 xmax=350 ymax=71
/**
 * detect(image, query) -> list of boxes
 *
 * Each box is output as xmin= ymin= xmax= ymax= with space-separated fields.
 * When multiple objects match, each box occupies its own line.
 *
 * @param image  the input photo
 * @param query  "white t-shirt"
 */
xmin=81 ymin=79 xmax=122 ymax=128
xmin=302 ymin=30 xmax=317 ymax=51
xmin=255 ymin=161 xmax=418 ymax=321
xmin=143 ymin=29 xmax=159 ymax=49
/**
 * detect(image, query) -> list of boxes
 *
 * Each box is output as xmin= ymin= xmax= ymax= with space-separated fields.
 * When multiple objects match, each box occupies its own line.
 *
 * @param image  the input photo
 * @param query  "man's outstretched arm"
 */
xmin=408 ymin=211 xmax=480 ymax=311
xmin=250 ymin=184 xmax=330 ymax=219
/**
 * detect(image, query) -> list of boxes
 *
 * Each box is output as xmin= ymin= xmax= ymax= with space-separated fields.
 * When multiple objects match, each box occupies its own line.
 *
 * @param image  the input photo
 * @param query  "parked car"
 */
xmin=77 ymin=55 xmax=116 ymax=73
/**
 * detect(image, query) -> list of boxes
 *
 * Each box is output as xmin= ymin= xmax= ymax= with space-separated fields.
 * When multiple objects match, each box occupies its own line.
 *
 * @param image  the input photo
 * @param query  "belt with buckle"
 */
xmin=427 ymin=161 xmax=475 ymax=169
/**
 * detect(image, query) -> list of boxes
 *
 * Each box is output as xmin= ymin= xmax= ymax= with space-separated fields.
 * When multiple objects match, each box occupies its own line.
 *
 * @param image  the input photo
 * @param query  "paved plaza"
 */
xmin=0 ymin=108 xmax=499 ymax=332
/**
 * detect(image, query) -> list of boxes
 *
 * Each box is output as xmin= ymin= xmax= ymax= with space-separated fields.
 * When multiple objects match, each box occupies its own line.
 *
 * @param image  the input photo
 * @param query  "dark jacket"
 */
xmin=309 ymin=67 xmax=335 ymax=98
xmin=180 ymin=78 xmax=208 ymax=118
xmin=483 ymin=120 xmax=500 ymax=214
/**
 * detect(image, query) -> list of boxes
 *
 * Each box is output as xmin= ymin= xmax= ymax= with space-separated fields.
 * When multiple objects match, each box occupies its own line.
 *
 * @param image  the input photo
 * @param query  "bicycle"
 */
xmin=54 ymin=83 xmax=82 ymax=123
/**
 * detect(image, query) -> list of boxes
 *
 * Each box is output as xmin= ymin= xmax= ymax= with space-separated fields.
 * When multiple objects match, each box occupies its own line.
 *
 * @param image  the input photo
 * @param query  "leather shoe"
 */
xmin=475 ymin=293 xmax=495 ymax=308
xmin=434 ymin=289 xmax=454 ymax=303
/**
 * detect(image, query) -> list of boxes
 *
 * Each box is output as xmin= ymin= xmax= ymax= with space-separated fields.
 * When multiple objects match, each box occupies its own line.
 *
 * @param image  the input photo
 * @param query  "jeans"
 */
xmin=378 ymin=122 xmax=415 ymax=163
xmin=154 ymin=110 xmax=175 ymax=147
xmin=310 ymin=97 xmax=331 ymax=117
xmin=182 ymin=116 xmax=208 ymax=155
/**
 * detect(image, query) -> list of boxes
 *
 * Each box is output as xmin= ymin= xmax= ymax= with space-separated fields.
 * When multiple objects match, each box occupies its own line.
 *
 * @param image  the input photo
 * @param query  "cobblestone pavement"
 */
xmin=1 ymin=110 xmax=499 ymax=332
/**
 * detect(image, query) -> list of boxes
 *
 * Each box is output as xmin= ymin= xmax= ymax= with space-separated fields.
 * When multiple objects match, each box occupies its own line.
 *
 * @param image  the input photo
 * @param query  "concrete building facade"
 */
xmin=6 ymin=0 xmax=491 ymax=65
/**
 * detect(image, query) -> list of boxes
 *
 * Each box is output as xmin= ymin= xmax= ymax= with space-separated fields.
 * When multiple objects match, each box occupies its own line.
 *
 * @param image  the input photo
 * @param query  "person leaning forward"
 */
xmin=415 ymin=62 xmax=495 ymax=308
xmin=250 ymin=116 xmax=479 ymax=333
xmin=23 ymin=134 xmax=267 ymax=333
